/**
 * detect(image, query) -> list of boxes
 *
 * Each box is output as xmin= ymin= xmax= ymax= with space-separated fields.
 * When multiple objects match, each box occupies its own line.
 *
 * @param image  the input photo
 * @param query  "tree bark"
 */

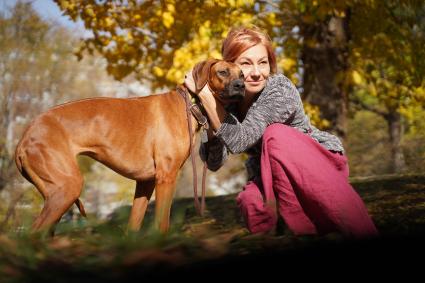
xmin=0 ymin=189 xmax=25 ymax=232
xmin=300 ymin=12 xmax=351 ymax=140
xmin=387 ymin=111 xmax=406 ymax=173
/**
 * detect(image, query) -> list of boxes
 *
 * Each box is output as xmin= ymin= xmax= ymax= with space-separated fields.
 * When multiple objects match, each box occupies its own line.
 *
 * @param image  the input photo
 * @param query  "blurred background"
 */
xmin=0 ymin=0 xmax=424 ymax=232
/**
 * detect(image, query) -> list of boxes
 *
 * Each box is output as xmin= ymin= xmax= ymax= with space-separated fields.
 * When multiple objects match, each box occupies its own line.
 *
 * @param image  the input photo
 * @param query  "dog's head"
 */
xmin=192 ymin=58 xmax=245 ymax=104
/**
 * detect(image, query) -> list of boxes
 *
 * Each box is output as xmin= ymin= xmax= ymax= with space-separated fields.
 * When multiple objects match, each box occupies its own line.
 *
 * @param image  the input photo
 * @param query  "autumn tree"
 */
xmin=349 ymin=0 xmax=425 ymax=173
xmin=0 ymin=2 xmax=51 ymax=192
xmin=54 ymin=0 xmax=424 ymax=174
xmin=54 ymin=1 xmax=264 ymax=86
xmin=53 ymin=0 xmax=337 ymax=131
xmin=0 ymin=2 xmax=122 ymax=229
xmin=49 ymin=1 xmax=355 ymax=135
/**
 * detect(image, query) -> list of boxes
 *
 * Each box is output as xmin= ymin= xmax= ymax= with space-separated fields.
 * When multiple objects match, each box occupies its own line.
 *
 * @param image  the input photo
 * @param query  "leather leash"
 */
xmin=176 ymin=85 xmax=209 ymax=216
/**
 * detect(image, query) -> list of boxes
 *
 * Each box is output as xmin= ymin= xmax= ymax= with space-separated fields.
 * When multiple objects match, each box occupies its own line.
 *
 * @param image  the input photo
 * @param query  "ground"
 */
xmin=0 ymin=174 xmax=424 ymax=282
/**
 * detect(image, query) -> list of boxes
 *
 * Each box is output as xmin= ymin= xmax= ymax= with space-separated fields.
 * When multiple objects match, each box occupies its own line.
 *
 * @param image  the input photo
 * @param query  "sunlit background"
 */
xmin=0 ymin=0 xmax=424 ymax=232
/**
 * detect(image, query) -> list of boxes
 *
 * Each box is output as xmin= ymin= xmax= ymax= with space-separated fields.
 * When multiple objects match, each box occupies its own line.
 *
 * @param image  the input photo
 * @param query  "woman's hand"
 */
xmin=184 ymin=70 xmax=197 ymax=93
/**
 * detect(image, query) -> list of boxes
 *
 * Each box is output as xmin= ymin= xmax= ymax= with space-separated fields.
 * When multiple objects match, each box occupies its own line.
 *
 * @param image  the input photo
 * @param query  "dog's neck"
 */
xmin=176 ymin=85 xmax=209 ymax=133
xmin=186 ymin=87 xmax=202 ymax=105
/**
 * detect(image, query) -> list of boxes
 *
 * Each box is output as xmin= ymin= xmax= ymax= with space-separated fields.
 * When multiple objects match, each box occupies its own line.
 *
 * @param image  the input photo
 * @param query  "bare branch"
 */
xmin=350 ymin=96 xmax=388 ymax=118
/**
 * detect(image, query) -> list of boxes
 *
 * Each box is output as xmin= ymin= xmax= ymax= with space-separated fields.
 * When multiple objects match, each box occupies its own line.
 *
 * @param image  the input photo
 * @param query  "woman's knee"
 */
xmin=263 ymin=123 xmax=298 ymax=148
xmin=237 ymin=182 xmax=278 ymax=234
xmin=236 ymin=182 xmax=263 ymax=206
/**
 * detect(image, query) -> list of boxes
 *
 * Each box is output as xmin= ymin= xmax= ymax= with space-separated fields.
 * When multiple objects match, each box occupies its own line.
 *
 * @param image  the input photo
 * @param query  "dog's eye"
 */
xmin=218 ymin=70 xmax=229 ymax=77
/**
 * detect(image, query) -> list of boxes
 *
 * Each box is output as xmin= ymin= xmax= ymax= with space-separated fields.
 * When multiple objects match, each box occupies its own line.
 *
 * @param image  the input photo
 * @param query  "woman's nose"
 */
xmin=243 ymin=64 xmax=260 ymax=76
xmin=250 ymin=65 xmax=261 ymax=76
xmin=241 ymin=64 xmax=264 ymax=77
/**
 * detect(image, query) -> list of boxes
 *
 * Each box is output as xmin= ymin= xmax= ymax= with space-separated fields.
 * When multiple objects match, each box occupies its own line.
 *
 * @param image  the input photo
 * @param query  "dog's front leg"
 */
xmin=153 ymin=177 xmax=177 ymax=233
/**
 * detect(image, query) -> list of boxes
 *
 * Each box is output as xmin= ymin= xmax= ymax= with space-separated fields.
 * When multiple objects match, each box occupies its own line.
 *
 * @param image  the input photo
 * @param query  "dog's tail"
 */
xmin=74 ymin=199 xmax=87 ymax=218
xmin=74 ymin=199 xmax=87 ymax=217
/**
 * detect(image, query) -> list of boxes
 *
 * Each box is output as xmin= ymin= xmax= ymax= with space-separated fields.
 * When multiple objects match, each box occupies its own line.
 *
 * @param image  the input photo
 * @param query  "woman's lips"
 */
xmin=246 ymin=80 xmax=264 ymax=86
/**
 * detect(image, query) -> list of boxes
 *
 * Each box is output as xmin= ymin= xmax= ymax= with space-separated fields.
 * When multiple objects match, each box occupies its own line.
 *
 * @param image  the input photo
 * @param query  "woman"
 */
xmin=184 ymin=26 xmax=378 ymax=238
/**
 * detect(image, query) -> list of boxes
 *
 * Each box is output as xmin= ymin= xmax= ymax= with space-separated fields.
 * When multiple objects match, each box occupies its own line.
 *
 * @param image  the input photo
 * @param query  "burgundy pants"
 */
xmin=236 ymin=124 xmax=378 ymax=238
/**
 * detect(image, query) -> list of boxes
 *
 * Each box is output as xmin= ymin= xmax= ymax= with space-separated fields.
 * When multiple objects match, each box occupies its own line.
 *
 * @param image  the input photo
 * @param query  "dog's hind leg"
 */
xmin=127 ymin=179 xmax=155 ymax=232
xmin=19 ymin=147 xmax=84 ymax=235
xmin=31 ymin=181 xmax=82 ymax=235
xmin=31 ymin=172 xmax=83 ymax=235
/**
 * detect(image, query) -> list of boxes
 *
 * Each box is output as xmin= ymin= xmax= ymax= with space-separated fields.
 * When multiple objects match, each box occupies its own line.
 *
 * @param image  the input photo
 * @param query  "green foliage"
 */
xmin=346 ymin=109 xmax=425 ymax=176
xmin=350 ymin=0 xmax=425 ymax=122
xmin=346 ymin=111 xmax=393 ymax=176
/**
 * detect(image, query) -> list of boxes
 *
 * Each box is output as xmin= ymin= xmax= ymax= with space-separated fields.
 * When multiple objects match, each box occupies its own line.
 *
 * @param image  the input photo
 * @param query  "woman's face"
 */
xmin=234 ymin=44 xmax=271 ymax=96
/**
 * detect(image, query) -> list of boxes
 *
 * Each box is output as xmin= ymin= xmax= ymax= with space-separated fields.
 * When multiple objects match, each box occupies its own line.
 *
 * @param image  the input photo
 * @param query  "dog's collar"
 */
xmin=176 ymin=85 xmax=209 ymax=131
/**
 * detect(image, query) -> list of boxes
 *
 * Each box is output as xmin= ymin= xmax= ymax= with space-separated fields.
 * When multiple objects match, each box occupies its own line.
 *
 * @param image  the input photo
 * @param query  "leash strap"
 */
xmin=176 ymin=85 xmax=209 ymax=216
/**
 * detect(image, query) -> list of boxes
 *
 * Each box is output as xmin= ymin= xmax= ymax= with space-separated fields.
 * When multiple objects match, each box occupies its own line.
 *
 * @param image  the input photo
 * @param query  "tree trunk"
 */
xmin=0 ymin=93 xmax=11 ymax=191
xmin=0 ymin=189 xmax=25 ymax=232
xmin=0 ymin=90 xmax=16 ymax=192
xmin=387 ymin=111 xmax=406 ymax=173
xmin=300 ymin=12 xmax=351 ymax=140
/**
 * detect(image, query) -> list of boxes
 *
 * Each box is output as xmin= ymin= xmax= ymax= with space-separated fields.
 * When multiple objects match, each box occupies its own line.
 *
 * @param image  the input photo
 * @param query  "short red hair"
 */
xmin=221 ymin=26 xmax=277 ymax=74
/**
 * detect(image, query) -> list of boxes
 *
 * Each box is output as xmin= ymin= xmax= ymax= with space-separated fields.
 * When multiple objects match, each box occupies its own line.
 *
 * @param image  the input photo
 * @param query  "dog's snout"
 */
xmin=228 ymin=78 xmax=245 ymax=100
xmin=233 ymin=79 xmax=245 ymax=90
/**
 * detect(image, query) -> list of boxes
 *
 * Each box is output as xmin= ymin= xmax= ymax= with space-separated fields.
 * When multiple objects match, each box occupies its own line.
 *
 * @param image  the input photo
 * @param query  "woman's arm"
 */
xmin=196 ymin=87 xmax=227 ymax=131
xmin=213 ymin=74 xmax=300 ymax=154
xmin=199 ymin=137 xmax=228 ymax=171
xmin=184 ymin=71 xmax=228 ymax=171
xmin=185 ymin=72 xmax=300 ymax=155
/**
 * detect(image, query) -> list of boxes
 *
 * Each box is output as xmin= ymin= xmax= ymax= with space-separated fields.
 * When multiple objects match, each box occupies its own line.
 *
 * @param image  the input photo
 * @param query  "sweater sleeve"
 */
xmin=199 ymin=137 xmax=228 ymax=171
xmin=215 ymin=74 xmax=300 ymax=154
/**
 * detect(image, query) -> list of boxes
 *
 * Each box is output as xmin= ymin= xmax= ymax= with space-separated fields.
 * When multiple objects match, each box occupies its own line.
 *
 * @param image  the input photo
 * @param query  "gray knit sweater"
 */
xmin=199 ymin=73 xmax=344 ymax=180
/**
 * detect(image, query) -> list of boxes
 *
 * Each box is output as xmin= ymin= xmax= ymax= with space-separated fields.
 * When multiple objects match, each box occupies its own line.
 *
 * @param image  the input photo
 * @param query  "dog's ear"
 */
xmin=192 ymin=58 xmax=219 ymax=93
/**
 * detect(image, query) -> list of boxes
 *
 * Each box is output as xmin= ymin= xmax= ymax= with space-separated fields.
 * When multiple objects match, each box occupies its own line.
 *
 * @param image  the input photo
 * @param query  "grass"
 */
xmin=0 ymin=174 xmax=424 ymax=282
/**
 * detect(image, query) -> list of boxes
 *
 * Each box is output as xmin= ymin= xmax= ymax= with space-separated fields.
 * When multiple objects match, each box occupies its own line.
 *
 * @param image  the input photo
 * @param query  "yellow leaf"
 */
xmin=209 ymin=50 xmax=222 ymax=59
xmin=239 ymin=13 xmax=254 ymax=25
xmin=153 ymin=66 xmax=164 ymax=77
xmin=166 ymin=3 xmax=175 ymax=13
xmin=303 ymin=102 xmax=330 ymax=128
xmin=162 ymin=11 xmax=174 ymax=28
xmin=104 ymin=17 xmax=114 ymax=28
xmin=281 ymin=58 xmax=296 ymax=72
xmin=368 ymin=83 xmax=377 ymax=96
xmin=85 ymin=7 xmax=95 ymax=18
xmin=59 ymin=0 xmax=69 ymax=10
xmin=352 ymin=70 xmax=363 ymax=85
xmin=414 ymin=87 xmax=425 ymax=98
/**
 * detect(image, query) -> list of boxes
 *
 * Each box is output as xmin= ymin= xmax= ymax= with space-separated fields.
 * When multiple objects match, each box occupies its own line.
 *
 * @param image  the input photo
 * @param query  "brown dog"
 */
xmin=15 ymin=59 xmax=245 ymax=234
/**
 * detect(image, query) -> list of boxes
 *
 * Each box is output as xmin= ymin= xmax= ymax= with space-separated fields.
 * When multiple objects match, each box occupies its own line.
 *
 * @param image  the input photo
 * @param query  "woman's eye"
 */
xmin=240 ymin=62 xmax=250 ymax=65
xmin=260 ymin=61 xmax=268 ymax=65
